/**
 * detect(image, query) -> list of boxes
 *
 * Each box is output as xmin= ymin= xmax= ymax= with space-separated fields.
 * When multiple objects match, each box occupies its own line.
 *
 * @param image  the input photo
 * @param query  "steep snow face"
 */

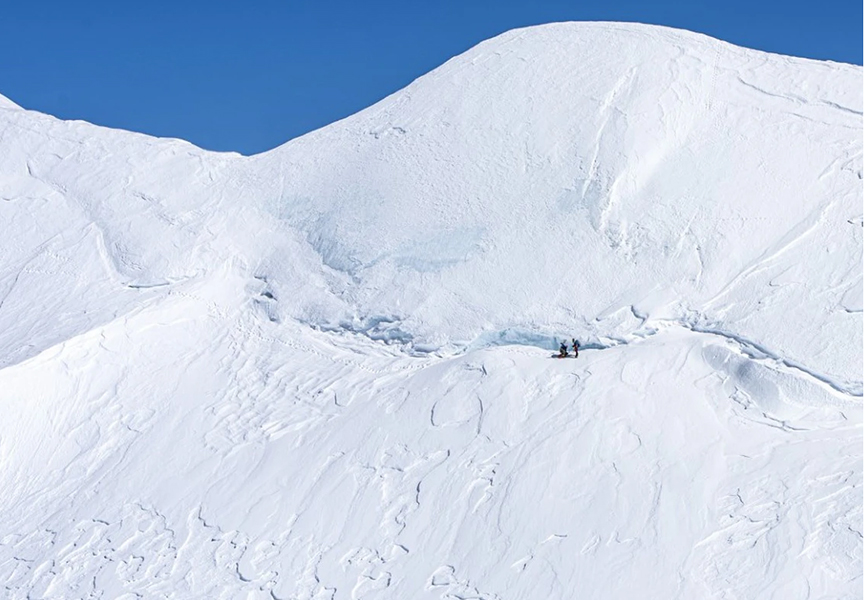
xmin=0 ymin=21 xmax=861 ymax=600
xmin=2 ymin=23 xmax=860 ymax=381
xmin=248 ymin=23 xmax=863 ymax=381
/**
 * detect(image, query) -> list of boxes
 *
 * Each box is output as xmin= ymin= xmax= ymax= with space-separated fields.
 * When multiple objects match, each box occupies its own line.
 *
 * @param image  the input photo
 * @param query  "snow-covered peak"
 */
xmin=0 ymin=23 xmax=860 ymax=385
xmin=251 ymin=22 xmax=862 ymax=382
xmin=0 ymin=23 xmax=861 ymax=599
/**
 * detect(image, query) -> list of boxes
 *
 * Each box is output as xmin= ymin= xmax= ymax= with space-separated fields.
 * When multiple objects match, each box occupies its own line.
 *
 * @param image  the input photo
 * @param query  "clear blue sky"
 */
xmin=2 ymin=0 xmax=860 ymax=155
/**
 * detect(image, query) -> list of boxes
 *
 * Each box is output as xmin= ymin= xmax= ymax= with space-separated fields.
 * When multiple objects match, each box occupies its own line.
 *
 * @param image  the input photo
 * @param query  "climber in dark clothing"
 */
xmin=559 ymin=342 xmax=569 ymax=358
xmin=571 ymin=339 xmax=580 ymax=358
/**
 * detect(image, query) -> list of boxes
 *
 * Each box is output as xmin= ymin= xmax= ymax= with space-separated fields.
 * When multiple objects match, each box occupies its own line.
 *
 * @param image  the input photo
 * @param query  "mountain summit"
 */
xmin=0 ymin=22 xmax=861 ymax=599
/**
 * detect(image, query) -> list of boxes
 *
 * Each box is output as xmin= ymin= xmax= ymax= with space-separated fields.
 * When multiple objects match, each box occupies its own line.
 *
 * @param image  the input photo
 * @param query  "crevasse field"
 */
xmin=0 ymin=22 xmax=861 ymax=600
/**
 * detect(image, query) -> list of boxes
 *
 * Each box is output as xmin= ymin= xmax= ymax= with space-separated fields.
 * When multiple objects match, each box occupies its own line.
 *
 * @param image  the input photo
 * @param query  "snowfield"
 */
xmin=0 ymin=22 xmax=861 ymax=600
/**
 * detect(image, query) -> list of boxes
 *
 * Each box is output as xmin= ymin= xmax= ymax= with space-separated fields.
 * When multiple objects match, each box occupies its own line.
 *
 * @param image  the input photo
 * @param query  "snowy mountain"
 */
xmin=0 ymin=22 xmax=861 ymax=600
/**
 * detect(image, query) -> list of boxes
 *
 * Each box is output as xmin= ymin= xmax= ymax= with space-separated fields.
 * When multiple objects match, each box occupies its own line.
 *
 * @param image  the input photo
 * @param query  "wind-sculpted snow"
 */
xmin=0 ymin=277 xmax=859 ymax=599
xmin=0 ymin=21 xmax=861 ymax=600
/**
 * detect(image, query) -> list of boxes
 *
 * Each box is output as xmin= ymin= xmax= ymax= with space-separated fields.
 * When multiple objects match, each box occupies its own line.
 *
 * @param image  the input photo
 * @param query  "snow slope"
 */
xmin=0 ymin=22 xmax=861 ymax=600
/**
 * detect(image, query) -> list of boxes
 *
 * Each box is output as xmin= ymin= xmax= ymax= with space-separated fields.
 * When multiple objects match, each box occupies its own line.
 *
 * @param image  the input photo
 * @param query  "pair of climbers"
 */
xmin=558 ymin=338 xmax=580 ymax=358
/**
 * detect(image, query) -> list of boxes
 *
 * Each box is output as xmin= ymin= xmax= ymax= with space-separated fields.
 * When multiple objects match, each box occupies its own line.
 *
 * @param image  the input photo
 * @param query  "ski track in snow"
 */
xmin=0 ymin=20 xmax=861 ymax=600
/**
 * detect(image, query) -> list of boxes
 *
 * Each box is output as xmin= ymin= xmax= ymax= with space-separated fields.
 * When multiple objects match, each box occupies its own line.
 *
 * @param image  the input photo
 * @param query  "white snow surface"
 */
xmin=0 ymin=22 xmax=861 ymax=600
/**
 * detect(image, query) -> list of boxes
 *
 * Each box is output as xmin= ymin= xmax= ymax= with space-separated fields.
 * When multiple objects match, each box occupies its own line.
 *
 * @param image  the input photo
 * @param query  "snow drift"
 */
xmin=0 ymin=22 xmax=860 ymax=600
